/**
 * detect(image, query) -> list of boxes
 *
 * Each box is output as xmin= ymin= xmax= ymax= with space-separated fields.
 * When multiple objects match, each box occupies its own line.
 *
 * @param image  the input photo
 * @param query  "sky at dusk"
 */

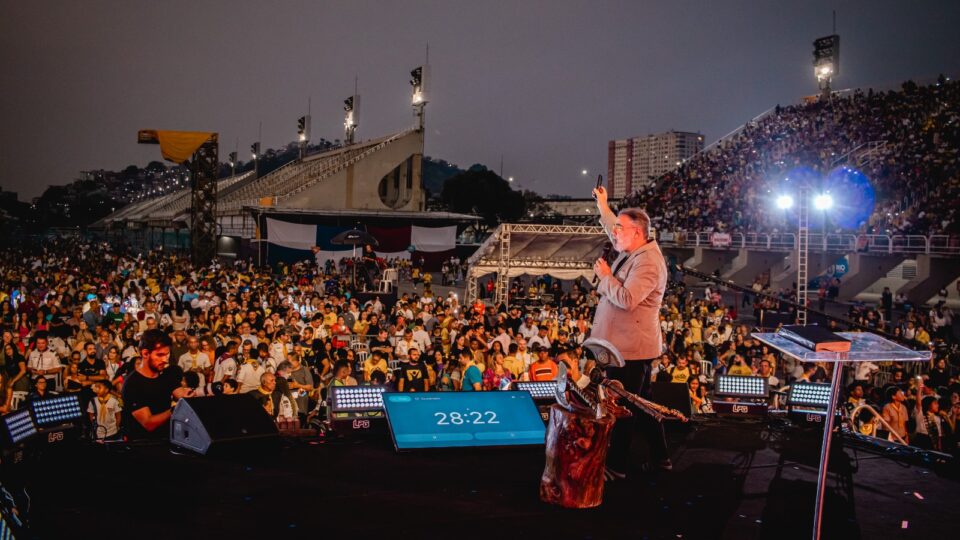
xmin=2 ymin=0 xmax=958 ymax=200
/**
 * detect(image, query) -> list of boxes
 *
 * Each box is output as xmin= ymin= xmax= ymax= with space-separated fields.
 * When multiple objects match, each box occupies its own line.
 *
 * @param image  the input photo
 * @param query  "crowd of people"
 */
xmin=628 ymin=77 xmax=959 ymax=238
xmin=0 ymin=237 xmax=956 ymax=455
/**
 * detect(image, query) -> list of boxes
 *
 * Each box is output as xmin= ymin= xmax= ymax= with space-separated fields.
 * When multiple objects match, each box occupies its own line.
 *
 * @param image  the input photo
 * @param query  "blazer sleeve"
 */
xmin=598 ymin=255 xmax=661 ymax=311
xmin=599 ymin=210 xmax=617 ymax=244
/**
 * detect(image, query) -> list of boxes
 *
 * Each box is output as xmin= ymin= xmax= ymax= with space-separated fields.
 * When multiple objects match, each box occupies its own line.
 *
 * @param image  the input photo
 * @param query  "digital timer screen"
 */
xmin=381 ymin=391 xmax=546 ymax=450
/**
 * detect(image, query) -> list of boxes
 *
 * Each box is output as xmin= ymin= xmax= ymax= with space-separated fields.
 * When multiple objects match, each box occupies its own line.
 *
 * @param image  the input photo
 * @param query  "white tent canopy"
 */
xmin=465 ymin=223 xmax=609 ymax=303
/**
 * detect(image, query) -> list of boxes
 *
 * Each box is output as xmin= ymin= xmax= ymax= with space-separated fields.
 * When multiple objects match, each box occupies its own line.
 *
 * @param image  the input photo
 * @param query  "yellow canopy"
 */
xmin=139 ymin=130 xmax=216 ymax=164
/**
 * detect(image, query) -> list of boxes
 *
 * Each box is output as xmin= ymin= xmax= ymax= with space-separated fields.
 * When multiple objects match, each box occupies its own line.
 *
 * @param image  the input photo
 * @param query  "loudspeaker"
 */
xmin=170 ymin=395 xmax=279 ymax=456
xmin=650 ymin=382 xmax=692 ymax=419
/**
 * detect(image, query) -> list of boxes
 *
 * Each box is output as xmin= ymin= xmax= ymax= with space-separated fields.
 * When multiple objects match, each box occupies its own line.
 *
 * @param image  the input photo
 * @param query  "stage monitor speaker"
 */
xmin=171 ymin=395 xmax=279 ymax=456
xmin=650 ymin=382 xmax=692 ymax=419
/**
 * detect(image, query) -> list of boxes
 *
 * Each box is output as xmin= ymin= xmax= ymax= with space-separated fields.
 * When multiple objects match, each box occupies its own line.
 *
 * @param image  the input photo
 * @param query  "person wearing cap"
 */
xmin=527 ymin=344 xmax=558 ymax=382
xmin=592 ymin=184 xmax=670 ymax=478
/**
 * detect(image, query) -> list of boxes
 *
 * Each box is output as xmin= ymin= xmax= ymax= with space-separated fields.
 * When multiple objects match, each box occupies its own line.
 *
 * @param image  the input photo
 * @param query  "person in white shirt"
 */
xmin=269 ymin=333 xmax=291 ymax=370
xmin=394 ymin=331 xmax=421 ymax=360
xmin=518 ymin=318 xmax=539 ymax=341
xmin=87 ymin=381 xmax=122 ymax=439
xmin=28 ymin=335 xmax=63 ymax=388
xmin=527 ymin=327 xmax=551 ymax=351
xmin=238 ymin=322 xmax=259 ymax=348
xmin=236 ymin=356 xmax=266 ymax=394
xmin=178 ymin=337 xmax=211 ymax=376
xmin=411 ymin=324 xmax=431 ymax=352
xmin=213 ymin=342 xmax=239 ymax=383
xmin=515 ymin=340 xmax=534 ymax=372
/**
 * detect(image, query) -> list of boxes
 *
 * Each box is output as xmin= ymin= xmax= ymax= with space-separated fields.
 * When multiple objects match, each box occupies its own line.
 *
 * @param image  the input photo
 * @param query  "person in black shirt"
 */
xmin=368 ymin=329 xmax=393 ymax=361
xmin=397 ymin=348 xmax=429 ymax=392
xmin=79 ymin=342 xmax=107 ymax=382
xmin=121 ymin=329 xmax=193 ymax=440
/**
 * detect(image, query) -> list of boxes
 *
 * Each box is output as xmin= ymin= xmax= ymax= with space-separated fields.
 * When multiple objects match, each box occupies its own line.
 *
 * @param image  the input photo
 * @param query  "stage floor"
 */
xmin=28 ymin=417 xmax=959 ymax=539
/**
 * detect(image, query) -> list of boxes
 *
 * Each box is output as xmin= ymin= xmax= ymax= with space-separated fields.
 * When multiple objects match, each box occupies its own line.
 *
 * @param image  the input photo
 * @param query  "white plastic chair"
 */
xmin=10 ymin=391 xmax=28 ymax=411
xmin=699 ymin=360 xmax=715 ymax=382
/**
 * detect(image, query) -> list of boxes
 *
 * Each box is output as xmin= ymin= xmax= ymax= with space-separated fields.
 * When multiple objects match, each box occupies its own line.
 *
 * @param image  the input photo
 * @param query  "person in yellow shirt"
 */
xmin=363 ymin=351 xmax=390 ymax=383
xmin=669 ymin=356 xmax=692 ymax=384
xmin=727 ymin=354 xmax=754 ymax=376
xmin=501 ymin=344 xmax=525 ymax=379
xmin=915 ymin=326 xmax=931 ymax=346
xmin=688 ymin=318 xmax=702 ymax=343
xmin=322 ymin=305 xmax=337 ymax=330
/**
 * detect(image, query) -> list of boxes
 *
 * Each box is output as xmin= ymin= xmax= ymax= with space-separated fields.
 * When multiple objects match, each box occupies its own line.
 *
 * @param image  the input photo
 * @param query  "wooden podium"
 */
xmin=539 ymin=404 xmax=616 ymax=508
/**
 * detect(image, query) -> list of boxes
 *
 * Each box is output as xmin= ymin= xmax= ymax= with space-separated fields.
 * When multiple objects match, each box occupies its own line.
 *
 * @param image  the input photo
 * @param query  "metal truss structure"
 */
xmin=465 ymin=223 xmax=607 ymax=305
xmin=190 ymin=140 xmax=219 ymax=266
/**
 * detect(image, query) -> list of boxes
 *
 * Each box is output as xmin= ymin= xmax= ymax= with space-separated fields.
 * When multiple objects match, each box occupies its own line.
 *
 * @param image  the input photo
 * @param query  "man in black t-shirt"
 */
xmin=79 ymin=342 xmax=107 ymax=382
xmin=397 ymin=348 xmax=429 ymax=392
xmin=121 ymin=330 xmax=193 ymax=440
xmin=368 ymin=329 xmax=393 ymax=361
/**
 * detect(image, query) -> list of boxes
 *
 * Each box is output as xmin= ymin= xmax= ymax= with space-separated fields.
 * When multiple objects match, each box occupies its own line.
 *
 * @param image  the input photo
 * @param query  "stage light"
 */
xmin=4 ymin=409 xmax=37 ymax=444
xmin=508 ymin=176 xmax=514 ymax=183
xmin=581 ymin=169 xmax=588 ymax=175
xmin=514 ymin=380 xmax=558 ymax=400
xmin=788 ymin=381 xmax=832 ymax=410
xmin=714 ymin=375 xmax=769 ymax=398
xmin=814 ymin=193 xmax=833 ymax=210
xmin=30 ymin=395 xmax=83 ymax=428
xmin=329 ymin=385 xmax=387 ymax=413
xmin=776 ymin=194 xmax=794 ymax=210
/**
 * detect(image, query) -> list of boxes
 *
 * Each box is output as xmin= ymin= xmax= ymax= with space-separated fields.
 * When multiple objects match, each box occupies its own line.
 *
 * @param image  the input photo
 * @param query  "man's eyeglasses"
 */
xmin=612 ymin=223 xmax=639 ymax=233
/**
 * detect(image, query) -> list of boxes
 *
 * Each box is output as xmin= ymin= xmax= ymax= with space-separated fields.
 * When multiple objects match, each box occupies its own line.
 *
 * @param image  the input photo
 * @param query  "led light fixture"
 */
xmin=329 ymin=386 xmax=387 ymax=413
xmin=30 ymin=395 xmax=83 ymax=428
xmin=788 ymin=381 xmax=832 ymax=410
xmin=513 ymin=381 xmax=558 ymax=400
xmin=714 ymin=375 xmax=769 ymax=398
xmin=4 ymin=409 xmax=37 ymax=444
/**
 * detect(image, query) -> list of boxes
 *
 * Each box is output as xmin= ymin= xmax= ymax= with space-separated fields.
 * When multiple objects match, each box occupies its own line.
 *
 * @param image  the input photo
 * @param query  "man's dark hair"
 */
xmin=139 ymin=329 xmax=172 ymax=353
xmin=183 ymin=371 xmax=201 ymax=389
xmin=333 ymin=359 xmax=350 ymax=374
xmin=276 ymin=361 xmax=293 ymax=373
xmin=370 ymin=370 xmax=387 ymax=385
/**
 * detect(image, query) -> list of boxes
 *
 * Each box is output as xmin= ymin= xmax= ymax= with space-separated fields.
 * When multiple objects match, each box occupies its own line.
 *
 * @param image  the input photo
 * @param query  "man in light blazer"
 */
xmin=591 ymin=185 xmax=670 ymax=479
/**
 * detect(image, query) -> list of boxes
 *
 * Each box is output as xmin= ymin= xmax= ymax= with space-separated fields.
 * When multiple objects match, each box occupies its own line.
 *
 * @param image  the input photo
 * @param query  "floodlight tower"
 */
xmin=297 ymin=115 xmax=310 ymax=160
xmin=813 ymin=34 xmax=840 ymax=100
xmin=410 ymin=64 xmax=429 ymax=132
xmin=343 ymin=95 xmax=359 ymax=145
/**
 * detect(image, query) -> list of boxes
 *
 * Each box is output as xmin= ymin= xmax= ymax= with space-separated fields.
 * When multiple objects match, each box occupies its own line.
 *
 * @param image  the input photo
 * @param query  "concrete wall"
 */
xmin=897 ymin=255 xmax=960 ymax=305
xmin=281 ymin=130 xmax=425 ymax=212
xmin=722 ymin=249 xmax=789 ymax=285
xmin=685 ymin=247 xmax=738 ymax=277
xmin=836 ymin=254 xmax=905 ymax=301
xmin=770 ymin=251 xmax=839 ymax=291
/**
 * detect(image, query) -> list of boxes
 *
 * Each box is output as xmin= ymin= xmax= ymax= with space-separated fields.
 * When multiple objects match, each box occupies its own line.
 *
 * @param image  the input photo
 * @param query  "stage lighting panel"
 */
xmin=788 ymin=382 xmax=832 ymax=409
xmin=714 ymin=375 xmax=769 ymax=398
xmin=514 ymin=381 xmax=558 ymax=400
xmin=30 ymin=395 xmax=83 ymax=428
xmin=4 ymin=409 xmax=37 ymax=444
xmin=330 ymin=386 xmax=387 ymax=413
